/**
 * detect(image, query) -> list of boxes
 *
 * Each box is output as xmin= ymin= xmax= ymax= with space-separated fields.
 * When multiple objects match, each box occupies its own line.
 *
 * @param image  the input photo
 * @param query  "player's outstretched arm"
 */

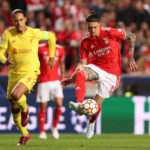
xmin=61 ymin=60 xmax=87 ymax=86
xmin=125 ymin=31 xmax=138 ymax=71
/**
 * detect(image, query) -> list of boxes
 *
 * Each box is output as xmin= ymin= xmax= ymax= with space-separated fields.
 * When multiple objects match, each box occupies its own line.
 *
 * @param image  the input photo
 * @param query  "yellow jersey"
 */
xmin=0 ymin=27 xmax=56 ymax=75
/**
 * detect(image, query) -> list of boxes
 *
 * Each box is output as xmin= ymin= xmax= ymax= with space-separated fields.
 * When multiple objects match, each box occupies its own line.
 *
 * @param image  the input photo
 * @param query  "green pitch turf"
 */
xmin=0 ymin=134 xmax=150 ymax=150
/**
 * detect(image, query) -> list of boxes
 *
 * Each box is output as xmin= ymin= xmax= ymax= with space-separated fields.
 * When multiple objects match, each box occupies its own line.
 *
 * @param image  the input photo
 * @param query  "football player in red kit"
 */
xmin=61 ymin=11 xmax=137 ymax=139
xmin=37 ymin=43 xmax=65 ymax=139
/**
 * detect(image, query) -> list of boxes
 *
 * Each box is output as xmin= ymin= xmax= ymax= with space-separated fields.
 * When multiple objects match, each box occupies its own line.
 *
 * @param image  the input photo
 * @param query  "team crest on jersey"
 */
xmin=103 ymin=37 xmax=109 ymax=44
xmin=91 ymin=45 xmax=94 ymax=49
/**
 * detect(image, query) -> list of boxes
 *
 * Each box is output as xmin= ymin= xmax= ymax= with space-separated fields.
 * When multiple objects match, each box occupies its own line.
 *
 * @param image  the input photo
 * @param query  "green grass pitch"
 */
xmin=0 ymin=134 xmax=150 ymax=150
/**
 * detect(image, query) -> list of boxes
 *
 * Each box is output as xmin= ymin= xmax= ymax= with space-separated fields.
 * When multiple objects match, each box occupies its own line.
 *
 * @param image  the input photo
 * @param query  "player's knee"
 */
xmin=11 ymin=91 xmax=21 ymax=101
xmin=56 ymin=103 xmax=62 ymax=107
xmin=11 ymin=107 xmax=20 ymax=114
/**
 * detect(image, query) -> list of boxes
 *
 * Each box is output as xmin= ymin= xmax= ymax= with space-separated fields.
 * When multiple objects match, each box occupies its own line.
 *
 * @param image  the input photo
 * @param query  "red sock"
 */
xmin=89 ymin=104 xmax=101 ymax=123
xmin=38 ymin=108 xmax=46 ymax=132
xmin=75 ymin=71 xmax=86 ymax=103
xmin=53 ymin=107 xmax=62 ymax=128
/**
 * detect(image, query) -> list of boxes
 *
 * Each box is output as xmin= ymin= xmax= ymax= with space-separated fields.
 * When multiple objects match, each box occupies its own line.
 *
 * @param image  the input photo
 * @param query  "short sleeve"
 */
xmin=38 ymin=46 xmax=43 ymax=55
xmin=80 ymin=40 xmax=88 ymax=61
xmin=102 ymin=27 xmax=126 ymax=41
xmin=60 ymin=46 xmax=65 ymax=61
xmin=34 ymin=29 xmax=45 ymax=40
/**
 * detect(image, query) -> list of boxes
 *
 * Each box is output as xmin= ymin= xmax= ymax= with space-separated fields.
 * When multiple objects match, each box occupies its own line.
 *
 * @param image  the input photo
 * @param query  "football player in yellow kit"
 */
xmin=0 ymin=9 xmax=56 ymax=146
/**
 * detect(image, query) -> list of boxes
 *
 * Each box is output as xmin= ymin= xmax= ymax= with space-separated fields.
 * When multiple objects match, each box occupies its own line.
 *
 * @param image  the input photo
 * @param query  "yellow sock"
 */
xmin=12 ymin=112 xmax=29 ymax=136
xmin=15 ymin=95 xmax=27 ymax=112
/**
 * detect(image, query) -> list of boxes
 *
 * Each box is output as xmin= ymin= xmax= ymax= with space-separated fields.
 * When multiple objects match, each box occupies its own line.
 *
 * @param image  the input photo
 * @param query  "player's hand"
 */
xmin=61 ymin=78 xmax=73 ymax=86
xmin=128 ymin=57 xmax=138 ymax=71
xmin=48 ymin=57 xmax=55 ymax=69
xmin=6 ymin=56 xmax=14 ymax=67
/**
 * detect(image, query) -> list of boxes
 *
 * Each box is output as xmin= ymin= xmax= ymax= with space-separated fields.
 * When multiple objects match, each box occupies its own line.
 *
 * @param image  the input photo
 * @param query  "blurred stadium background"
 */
xmin=0 ymin=0 xmax=150 ymax=148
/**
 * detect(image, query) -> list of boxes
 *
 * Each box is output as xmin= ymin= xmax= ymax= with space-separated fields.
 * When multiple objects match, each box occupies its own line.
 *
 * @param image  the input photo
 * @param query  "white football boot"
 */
xmin=51 ymin=127 xmax=59 ymax=139
xmin=86 ymin=122 xmax=95 ymax=139
xmin=68 ymin=101 xmax=84 ymax=115
xmin=39 ymin=132 xmax=47 ymax=139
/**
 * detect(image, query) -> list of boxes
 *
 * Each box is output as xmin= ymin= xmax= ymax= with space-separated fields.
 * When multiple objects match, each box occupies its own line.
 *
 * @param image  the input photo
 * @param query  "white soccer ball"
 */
xmin=81 ymin=99 xmax=98 ymax=117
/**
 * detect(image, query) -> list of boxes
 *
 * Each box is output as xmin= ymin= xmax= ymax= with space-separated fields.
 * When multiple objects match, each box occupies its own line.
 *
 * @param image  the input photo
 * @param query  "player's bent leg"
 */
xmin=10 ymin=100 xmax=30 ymax=145
xmin=11 ymin=82 xmax=28 ymax=101
xmin=38 ymin=102 xmax=47 ymax=139
xmin=11 ymin=82 xmax=29 ymax=127
xmin=51 ymin=97 xmax=63 ymax=139
xmin=86 ymin=94 xmax=103 ymax=139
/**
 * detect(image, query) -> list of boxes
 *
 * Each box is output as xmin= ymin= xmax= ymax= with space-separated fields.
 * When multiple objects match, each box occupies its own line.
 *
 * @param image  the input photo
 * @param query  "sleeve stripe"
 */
xmin=42 ymin=31 xmax=49 ymax=40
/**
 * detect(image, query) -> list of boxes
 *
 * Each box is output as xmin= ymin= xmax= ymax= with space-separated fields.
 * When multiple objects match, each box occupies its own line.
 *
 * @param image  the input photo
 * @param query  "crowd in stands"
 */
xmin=0 ymin=0 xmax=150 ymax=76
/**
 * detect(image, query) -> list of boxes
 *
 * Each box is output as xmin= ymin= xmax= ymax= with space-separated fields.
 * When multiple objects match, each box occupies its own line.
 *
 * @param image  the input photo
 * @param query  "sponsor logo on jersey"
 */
xmin=12 ymin=40 xmax=16 ymax=43
xmin=13 ymin=48 xmax=17 ymax=54
xmin=13 ymin=48 xmax=32 ymax=54
xmin=93 ymin=46 xmax=110 ymax=56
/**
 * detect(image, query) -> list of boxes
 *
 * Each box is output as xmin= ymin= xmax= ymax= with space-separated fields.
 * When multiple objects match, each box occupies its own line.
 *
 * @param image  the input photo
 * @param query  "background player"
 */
xmin=61 ymin=11 xmax=137 ymax=139
xmin=0 ymin=9 xmax=56 ymax=145
xmin=37 ymin=42 xmax=65 ymax=139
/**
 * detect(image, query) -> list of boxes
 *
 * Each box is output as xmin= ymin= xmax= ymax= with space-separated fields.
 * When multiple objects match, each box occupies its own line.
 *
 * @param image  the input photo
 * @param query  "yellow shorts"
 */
xmin=7 ymin=72 xmax=37 ymax=99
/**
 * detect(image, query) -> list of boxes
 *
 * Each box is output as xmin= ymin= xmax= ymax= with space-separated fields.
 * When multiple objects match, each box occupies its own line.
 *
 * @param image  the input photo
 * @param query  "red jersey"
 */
xmin=38 ymin=44 xmax=65 ymax=83
xmin=80 ymin=27 xmax=126 ymax=76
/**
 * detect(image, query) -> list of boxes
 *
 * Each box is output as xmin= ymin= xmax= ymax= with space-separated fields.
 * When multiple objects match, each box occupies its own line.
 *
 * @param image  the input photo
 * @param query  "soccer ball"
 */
xmin=81 ymin=99 xmax=98 ymax=117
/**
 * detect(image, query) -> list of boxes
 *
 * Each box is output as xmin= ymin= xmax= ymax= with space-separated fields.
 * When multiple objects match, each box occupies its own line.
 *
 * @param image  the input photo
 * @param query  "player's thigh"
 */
xmin=36 ymin=82 xmax=52 ymax=103
xmin=7 ymin=76 xmax=20 ymax=100
xmin=53 ymin=81 xmax=63 ymax=107
xmin=7 ymin=72 xmax=37 ymax=100
xmin=19 ymin=72 xmax=37 ymax=93
xmin=81 ymin=67 xmax=99 ymax=81
xmin=53 ymin=81 xmax=63 ymax=98
xmin=96 ymin=72 xmax=119 ymax=99
xmin=11 ymin=82 xmax=28 ymax=100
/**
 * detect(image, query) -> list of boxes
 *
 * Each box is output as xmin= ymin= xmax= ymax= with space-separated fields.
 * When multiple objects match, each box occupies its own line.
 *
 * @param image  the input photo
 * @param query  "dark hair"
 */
xmin=12 ymin=9 xmax=25 ymax=17
xmin=86 ymin=10 xmax=100 ymax=22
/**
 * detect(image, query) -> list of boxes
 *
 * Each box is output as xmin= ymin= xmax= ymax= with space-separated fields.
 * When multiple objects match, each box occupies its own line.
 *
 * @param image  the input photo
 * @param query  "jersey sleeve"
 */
xmin=34 ymin=29 xmax=45 ymax=40
xmin=60 ymin=46 xmax=65 ymax=61
xmin=34 ymin=29 xmax=56 ymax=57
xmin=80 ymin=40 xmax=88 ymax=61
xmin=103 ymin=27 xmax=126 ymax=41
xmin=0 ymin=31 xmax=9 ymax=63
